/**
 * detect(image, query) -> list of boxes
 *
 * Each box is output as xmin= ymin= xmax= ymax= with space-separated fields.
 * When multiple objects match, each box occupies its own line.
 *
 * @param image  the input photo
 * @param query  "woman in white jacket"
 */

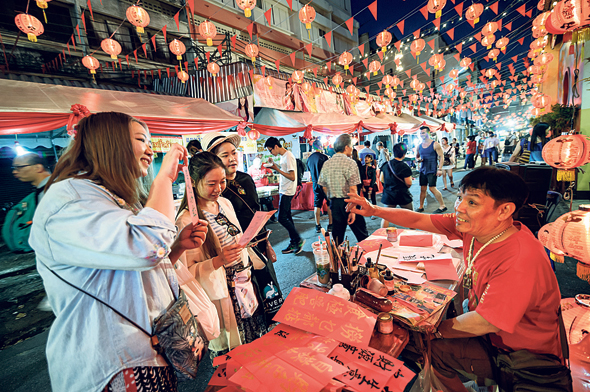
xmin=176 ymin=152 xmax=268 ymax=357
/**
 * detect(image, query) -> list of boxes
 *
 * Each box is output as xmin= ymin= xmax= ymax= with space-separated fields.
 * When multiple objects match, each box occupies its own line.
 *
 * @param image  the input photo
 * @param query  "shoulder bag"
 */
xmin=43 ymin=264 xmax=207 ymax=380
xmin=362 ymin=166 xmax=372 ymax=186
xmin=443 ymin=148 xmax=452 ymax=166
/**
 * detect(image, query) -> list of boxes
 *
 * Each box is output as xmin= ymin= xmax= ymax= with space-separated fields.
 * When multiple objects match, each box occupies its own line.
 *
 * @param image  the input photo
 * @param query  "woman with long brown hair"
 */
xmin=176 ymin=152 xmax=268 ymax=359
xmin=29 ymin=112 xmax=208 ymax=392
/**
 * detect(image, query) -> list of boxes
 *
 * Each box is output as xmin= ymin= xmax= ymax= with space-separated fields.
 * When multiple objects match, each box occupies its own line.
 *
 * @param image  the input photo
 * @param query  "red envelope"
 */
xmin=357 ymin=238 xmax=393 ymax=253
xmin=399 ymin=234 xmax=433 ymax=247
xmin=423 ymin=258 xmax=459 ymax=281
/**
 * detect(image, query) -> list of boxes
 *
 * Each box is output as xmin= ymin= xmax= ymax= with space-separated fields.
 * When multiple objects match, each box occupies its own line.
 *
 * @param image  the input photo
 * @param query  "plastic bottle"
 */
xmin=383 ymin=269 xmax=395 ymax=295
xmin=328 ymin=283 xmax=351 ymax=301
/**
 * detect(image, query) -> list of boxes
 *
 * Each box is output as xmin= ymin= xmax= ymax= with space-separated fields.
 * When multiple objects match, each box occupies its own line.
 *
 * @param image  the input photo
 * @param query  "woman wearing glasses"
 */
xmin=28 ymin=112 xmax=209 ymax=392
xmin=176 ymin=152 xmax=268 ymax=358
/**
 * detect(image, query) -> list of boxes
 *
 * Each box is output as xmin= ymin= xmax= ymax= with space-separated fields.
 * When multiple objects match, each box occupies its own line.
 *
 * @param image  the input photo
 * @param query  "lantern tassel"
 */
xmin=550 ymin=252 xmax=564 ymax=264
xmin=436 ymin=10 xmax=442 ymax=19
xmin=27 ymin=33 xmax=37 ymax=43
xmin=136 ymin=26 xmax=144 ymax=34
xmin=207 ymin=38 xmax=212 ymax=46
xmin=557 ymin=169 xmax=576 ymax=182
xmin=179 ymin=61 xmax=183 ymax=72
xmin=245 ymin=8 xmax=251 ymax=17
xmin=577 ymin=262 xmax=590 ymax=282
xmin=43 ymin=9 xmax=48 ymax=24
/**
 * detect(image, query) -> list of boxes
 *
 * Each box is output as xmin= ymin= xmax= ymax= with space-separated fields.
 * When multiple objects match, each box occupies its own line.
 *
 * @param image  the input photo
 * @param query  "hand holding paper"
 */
xmin=238 ymin=210 xmax=277 ymax=247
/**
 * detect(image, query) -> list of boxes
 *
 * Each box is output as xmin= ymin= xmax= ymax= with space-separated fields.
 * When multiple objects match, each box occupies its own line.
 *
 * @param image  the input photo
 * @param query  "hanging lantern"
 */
xmin=539 ymin=206 xmax=590 ymax=281
xmin=531 ymin=36 xmax=548 ymax=51
xmin=537 ymin=0 xmax=546 ymax=10
xmin=417 ymin=82 xmax=425 ymax=92
xmin=299 ymin=4 xmax=316 ymax=29
xmin=385 ymin=88 xmax=395 ymax=98
xmin=82 ymin=55 xmax=100 ymax=81
xmin=369 ymin=60 xmax=381 ymax=76
xmin=346 ymin=84 xmax=356 ymax=95
xmin=177 ymin=70 xmax=189 ymax=84
xmin=245 ymin=43 xmax=259 ymax=63
xmin=532 ymin=25 xmax=548 ymax=39
xmin=433 ymin=99 xmax=439 ymax=107
xmin=410 ymin=38 xmax=425 ymax=56
xmin=199 ymin=21 xmax=217 ymax=46
xmin=237 ymin=0 xmax=256 ymax=17
xmin=207 ymin=62 xmax=220 ymax=76
xmin=528 ymin=65 xmax=543 ymax=74
xmin=460 ymin=57 xmax=472 ymax=68
xmin=264 ymin=75 xmax=273 ymax=89
xmin=488 ymin=49 xmax=500 ymax=62
xmin=465 ymin=3 xmax=484 ymax=24
xmin=301 ymin=81 xmax=312 ymax=93
xmin=482 ymin=22 xmax=498 ymax=36
xmin=376 ymin=30 xmax=392 ymax=52
xmin=535 ymin=52 xmax=554 ymax=67
xmin=14 ymin=14 xmax=44 ymax=42
xmin=248 ymin=129 xmax=260 ymax=140
xmin=429 ymin=53 xmax=444 ymax=69
xmin=533 ymin=93 xmax=551 ymax=110
xmin=436 ymin=58 xmax=446 ymax=71
xmin=533 ymin=11 xmax=551 ymax=28
xmin=546 ymin=0 xmax=583 ymax=34
xmin=392 ymin=75 xmax=401 ymax=89
xmin=410 ymin=78 xmax=420 ymax=90
xmin=126 ymin=5 xmax=150 ymax=34
xmin=332 ymin=73 xmax=343 ymax=87
xmin=496 ymin=37 xmax=509 ymax=51
xmin=427 ymin=0 xmax=447 ymax=19
xmin=292 ymin=70 xmax=305 ymax=83
xmin=409 ymin=94 xmax=418 ymax=102
xmin=169 ymin=39 xmax=186 ymax=60
xmin=531 ymin=107 xmax=542 ymax=116
xmin=449 ymin=69 xmax=459 ymax=78
xmin=382 ymin=75 xmax=394 ymax=88
xmin=101 ymin=38 xmax=122 ymax=60
xmin=36 ymin=0 xmax=52 ymax=23
xmin=542 ymin=134 xmax=590 ymax=170
xmin=339 ymin=51 xmax=353 ymax=70
xmin=482 ymin=34 xmax=496 ymax=49
xmin=446 ymin=83 xmax=456 ymax=94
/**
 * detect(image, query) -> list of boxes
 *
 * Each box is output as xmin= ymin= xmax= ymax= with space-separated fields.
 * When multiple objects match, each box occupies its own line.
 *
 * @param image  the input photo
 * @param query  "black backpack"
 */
xmin=295 ymin=158 xmax=305 ymax=187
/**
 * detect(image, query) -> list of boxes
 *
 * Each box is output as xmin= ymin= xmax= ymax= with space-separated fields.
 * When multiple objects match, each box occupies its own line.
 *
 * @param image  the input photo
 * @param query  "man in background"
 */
xmin=359 ymin=140 xmax=376 ymax=165
xmin=307 ymin=139 xmax=333 ymax=233
xmin=483 ymin=131 xmax=500 ymax=165
xmin=265 ymin=137 xmax=304 ymax=254
xmin=415 ymin=126 xmax=447 ymax=214
xmin=376 ymin=141 xmax=388 ymax=169
xmin=319 ymin=134 xmax=368 ymax=246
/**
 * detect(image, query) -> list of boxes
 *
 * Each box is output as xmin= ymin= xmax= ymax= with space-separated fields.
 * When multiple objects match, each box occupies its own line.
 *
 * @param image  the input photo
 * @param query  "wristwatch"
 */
xmin=434 ymin=330 xmax=444 ymax=339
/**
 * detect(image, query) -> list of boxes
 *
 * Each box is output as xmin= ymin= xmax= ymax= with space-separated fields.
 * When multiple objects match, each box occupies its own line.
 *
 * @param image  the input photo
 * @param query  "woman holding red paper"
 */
xmin=176 ymin=152 xmax=268 ymax=359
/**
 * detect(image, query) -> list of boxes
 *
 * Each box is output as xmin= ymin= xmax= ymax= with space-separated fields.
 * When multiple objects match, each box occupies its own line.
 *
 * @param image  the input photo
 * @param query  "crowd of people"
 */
xmin=4 ymin=112 xmax=566 ymax=392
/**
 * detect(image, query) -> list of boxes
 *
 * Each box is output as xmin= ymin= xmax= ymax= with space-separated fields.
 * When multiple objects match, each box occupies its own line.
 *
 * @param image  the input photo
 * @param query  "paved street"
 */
xmin=1 ymin=166 xmax=588 ymax=392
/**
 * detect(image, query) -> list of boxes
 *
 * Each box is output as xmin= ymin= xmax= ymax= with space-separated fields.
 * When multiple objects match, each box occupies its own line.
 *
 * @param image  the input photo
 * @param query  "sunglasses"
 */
xmin=215 ymin=213 xmax=241 ymax=236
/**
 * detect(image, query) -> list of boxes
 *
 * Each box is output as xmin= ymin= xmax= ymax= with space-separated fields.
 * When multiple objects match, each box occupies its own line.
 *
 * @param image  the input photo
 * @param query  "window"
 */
xmin=319 ymin=28 xmax=326 ymax=37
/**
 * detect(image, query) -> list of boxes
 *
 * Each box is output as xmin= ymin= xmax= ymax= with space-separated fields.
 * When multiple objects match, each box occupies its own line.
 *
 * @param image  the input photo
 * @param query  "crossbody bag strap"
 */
xmin=42 ymin=263 xmax=152 ymax=338
xmin=386 ymin=160 xmax=405 ymax=185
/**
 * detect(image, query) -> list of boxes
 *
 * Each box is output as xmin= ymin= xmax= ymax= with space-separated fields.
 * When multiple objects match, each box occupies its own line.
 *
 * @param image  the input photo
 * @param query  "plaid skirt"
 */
xmin=103 ymin=366 xmax=177 ymax=392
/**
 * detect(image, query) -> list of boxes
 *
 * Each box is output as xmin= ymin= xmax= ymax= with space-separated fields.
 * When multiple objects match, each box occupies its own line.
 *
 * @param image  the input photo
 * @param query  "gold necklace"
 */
xmin=463 ymin=227 xmax=511 ymax=290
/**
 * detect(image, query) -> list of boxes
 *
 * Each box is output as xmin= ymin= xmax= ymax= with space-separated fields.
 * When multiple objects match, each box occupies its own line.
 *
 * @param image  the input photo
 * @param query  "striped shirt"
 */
xmin=318 ymin=153 xmax=361 ymax=199
xmin=203 ymin=206 xmax=240 ymax=267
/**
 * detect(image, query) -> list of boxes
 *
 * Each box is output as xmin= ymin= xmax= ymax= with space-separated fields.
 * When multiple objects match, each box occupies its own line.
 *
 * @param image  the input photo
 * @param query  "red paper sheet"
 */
xmin=273 ymin=288 xmax=376 ymax=347
xmin=423 ymin=257 xmax=459 ymax=281
xmin=357 ymin=238 xmax=393 ymax=253
xmin=398 ymin=233 xmax=433 ymax=247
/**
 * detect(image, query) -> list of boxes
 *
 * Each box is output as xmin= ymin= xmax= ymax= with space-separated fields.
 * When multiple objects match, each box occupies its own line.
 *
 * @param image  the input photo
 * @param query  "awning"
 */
xmin=0 ymin=79 xmax=244 ymax=136
xmin=419 ymin=115 xmax=456 ymax=132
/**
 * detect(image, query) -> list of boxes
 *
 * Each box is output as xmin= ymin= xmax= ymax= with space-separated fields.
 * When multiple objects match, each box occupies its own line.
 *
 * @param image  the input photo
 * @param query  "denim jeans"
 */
xmin=278 ymin=193 xmax=300 ymax=244
xmin=464 ymin=153 xmax=475 ymax=169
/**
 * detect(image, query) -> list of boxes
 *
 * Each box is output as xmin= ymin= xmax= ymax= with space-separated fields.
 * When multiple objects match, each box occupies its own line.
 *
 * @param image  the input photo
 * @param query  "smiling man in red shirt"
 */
xmin=345 ymin=167 xmax=564 ymax=391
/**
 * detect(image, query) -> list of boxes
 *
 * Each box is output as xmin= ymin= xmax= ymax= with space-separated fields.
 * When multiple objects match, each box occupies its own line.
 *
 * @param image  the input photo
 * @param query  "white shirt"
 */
xmin=279 ymin=150 xmax=297 ymax=196
xmin=484 ymin=137 xmax=500 ymax=149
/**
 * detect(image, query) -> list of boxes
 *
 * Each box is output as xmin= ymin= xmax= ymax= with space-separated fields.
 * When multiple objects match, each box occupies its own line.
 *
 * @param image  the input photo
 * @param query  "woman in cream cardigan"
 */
xmin=176 ymin=152 xmax=268 ymax=357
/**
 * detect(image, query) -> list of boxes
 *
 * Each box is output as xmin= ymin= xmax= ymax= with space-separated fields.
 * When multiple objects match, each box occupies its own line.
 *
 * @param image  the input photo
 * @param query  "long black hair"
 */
xmin=177 ymin=151 xmax=226 ymax=259
xmin=529 ymin=122 xmax=550 ymax=151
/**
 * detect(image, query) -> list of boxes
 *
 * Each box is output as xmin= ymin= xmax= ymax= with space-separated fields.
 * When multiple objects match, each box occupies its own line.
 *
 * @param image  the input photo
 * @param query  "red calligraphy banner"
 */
xmin=273 ymin=288 xmax=376 ymax=346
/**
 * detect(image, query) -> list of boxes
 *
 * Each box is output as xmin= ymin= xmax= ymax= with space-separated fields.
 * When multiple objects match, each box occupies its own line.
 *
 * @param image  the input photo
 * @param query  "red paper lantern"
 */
xmin=449 ymin=69 xmax=459 ymax=78
xmin=382 ymin=75 xmax=394 ymax=88
xmin=332 ymin=73 xmax=343 ymax=87
xmin=427 ymin=0 xmax=447 ymax=18
xmin=485 ymin=69 xmax=496 ymax=78
xmin=169 ymin=39 xmax=186 ymax=60
xmin=417 ymin=82 xmax=425 ymax=92
xmin=207 ymin=62 xmax=220 ymax=76
xmin=410 ymin=78 xmax=420 ymax=90
xmin=369 ymin=60 xmax=381 ymax=75
xmin=376 ymin=30 xmax=392 ymax=52
xmin=537 ymin=0 xmax=546 ymax=10
xmin=14 ymin=14 xmax=44 ymax=42
xmin=101 ymin=38 xmax=122 ymax=60
xmin=460 ymin=57 xmax=472 ymax=68
xmin=436 ymin=59 xmax=446 ymax=70
xmin=392 ymin=75 xmax=401 ymax=88
xmin=531 ymin=36 xmax=548 ymax=51
xmin=534 ymin=52 xmax=554 ymax=66
xmin=496 ymin=37 xmax=509 ymax=51
xmin=126 ymin=5 xmax=150 ymax=34
xmin=465 ymin=3 xmax=484 ymax=23
xmin=301 ymin=81 xmax=311 ymax=93
xmin=532 ymin=25 xmax=548 ymax=39
xmin=446 ymin=83 xmax=456 ymax=94
xmin=542 ymin=135 xmax=590 ymax=169
xmin=482 ymin=22 xmax=498 ymax=36
xmin=82 ymin=55 xmax=100 ymax=74
xmin=245 ymin=43 xmax=259 ymax=63
xmin=546 ymin=0 xmax=583 ymax=34
xmin=533 ymin=11 xmax=551 ymax=27
xmin=410 ymin=38 xmax=425 ymax=56
xmin=199 ymin=21 xmax=217 ymax=46
xmin=292 ymin=70 xmax=304 ymax=83
xmin=482 ymin=34 xmax=496 ymax=48
xmin=531 ymin=107 xmax=542 ymax=116
xmin=339 ymin=51 xmax=353 ymax=70
xmin=299 ymin=4 xmax=316 ymax=29
xmin=177 ymin=70 xmax=189 ymax=83
xmin=346 ymin=84 xmax=356 ymax=95
xmin=488 ymin=49 xmax=500 ymax=61
xmin=409 ymin=94 xmax=418 ymax=102
xmin=429 ymin=53 xmax=444 ymax=68
xmin=385 ymin=88 xmax=395 ymax=98
xmin=533 ymin=93 xmax=551 ymax=109
xmin=528 ymin=65 xmax=543 ymax=74
xmin=248 ymin=129 xmax=260 ymax=140
xmin=237 ymin=0 xmax=256 ymax=17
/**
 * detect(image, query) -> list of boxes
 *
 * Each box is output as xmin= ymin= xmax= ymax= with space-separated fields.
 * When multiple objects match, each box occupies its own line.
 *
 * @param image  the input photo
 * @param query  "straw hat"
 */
xmin=200 ymin=132 xmax=241 ymax=153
